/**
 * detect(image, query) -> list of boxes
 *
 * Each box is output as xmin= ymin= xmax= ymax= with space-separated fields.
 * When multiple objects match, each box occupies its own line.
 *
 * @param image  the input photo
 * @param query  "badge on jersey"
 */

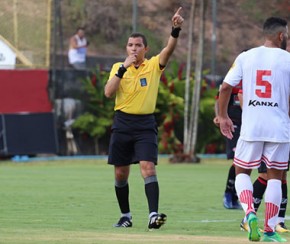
xmin=140 ymin=78 xmax=147 ymax=87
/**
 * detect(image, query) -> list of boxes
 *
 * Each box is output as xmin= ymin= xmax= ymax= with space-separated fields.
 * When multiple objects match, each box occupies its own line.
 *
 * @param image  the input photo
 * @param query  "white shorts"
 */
xmin=234 ymin=139 xmax=289 ymax=170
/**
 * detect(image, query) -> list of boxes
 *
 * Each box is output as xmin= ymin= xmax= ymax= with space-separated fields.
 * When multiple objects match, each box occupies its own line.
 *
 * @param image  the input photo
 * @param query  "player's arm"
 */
xmin=213 ymin=86 xmax=222 ymax=126
xmin=213 ymin=99 xmax=220 ymax=126
xmin=218 ymin=83 xmax=232 ymax=118
xmin=104 ymin=54 xmax=137 ymax=98
xmin=104 ymin=75 xmax=121 ymax=98
xmin=159 ymin=7 xmax=184 ymax=67
xmin=218 ymin=82 xmax=234 ymax=139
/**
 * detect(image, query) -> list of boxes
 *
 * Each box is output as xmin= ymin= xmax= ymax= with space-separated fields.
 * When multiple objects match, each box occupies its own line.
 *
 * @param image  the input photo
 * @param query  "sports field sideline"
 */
xmin=1 ymin=157 xmax=289 ymax=243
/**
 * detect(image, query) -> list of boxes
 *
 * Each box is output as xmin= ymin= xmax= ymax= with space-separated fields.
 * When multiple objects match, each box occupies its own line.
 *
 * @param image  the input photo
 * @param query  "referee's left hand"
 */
xmin=172 ymin=7 xmax=184 ymax=28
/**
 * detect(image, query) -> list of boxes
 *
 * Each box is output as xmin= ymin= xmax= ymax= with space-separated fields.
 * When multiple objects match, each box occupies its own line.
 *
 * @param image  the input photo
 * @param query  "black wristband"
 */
xmin=115 ymin=64 xmax=127 ymax=78
xmin=171 ymin=27 xmax=181 ymax=38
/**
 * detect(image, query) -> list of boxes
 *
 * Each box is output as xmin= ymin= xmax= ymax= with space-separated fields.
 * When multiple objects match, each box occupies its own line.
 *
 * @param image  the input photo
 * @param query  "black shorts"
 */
xmin=108 ymin=111 xmax=158 ymax=166
xmin=258 ymin=160 xmax=290 ymax=173
xmin=226 ymin=123 xmax=241 ymax=159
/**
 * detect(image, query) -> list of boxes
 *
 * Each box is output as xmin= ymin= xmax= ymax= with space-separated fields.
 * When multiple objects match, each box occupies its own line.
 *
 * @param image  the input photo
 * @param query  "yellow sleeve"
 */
xmin=109 ymin=62 xmax=123 ymax=80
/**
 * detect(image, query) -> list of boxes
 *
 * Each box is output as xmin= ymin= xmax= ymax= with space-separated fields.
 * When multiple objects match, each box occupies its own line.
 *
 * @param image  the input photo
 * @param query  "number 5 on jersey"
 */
xmin=256 ymin=70 xmax=272 ymax=98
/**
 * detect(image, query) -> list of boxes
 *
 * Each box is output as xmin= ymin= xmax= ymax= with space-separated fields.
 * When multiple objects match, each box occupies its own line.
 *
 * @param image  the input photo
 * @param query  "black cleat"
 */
xmin=148 ymin=213 xmax=167 ymax=230
xmin=113 ymin=216 xmax=132 ymax=228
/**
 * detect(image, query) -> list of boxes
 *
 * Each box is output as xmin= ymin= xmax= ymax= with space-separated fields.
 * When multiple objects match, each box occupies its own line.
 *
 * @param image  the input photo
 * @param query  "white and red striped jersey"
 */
xmin=224 ymin=46 xmax=290 ymax=142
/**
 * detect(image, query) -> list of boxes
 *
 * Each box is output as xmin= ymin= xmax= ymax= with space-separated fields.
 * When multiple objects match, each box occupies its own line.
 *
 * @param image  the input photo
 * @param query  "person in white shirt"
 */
xmin=218 ymin=17 xmax=290 ymax=242
xmin=68 ymin=27 xmax=89 ymax=70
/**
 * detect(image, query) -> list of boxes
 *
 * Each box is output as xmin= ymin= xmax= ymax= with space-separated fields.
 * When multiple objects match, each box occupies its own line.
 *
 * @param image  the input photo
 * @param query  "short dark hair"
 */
xmin=263 ymin=17 xmax=287 ymax=36
xmin=129 ymin=32 xmax=148 ymax=47
xmin=76 ymin=27 xmax=85 ymax=33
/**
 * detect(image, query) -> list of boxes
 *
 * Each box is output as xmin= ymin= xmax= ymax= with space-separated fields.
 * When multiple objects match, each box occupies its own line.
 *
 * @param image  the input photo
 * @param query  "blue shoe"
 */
xmin=232 ymin=199 xmax=242 ymax=209
xmin=247 ymin=212 xmax=261 ymax=241
xmin=223 ymin=192 xmax=233 ymax=209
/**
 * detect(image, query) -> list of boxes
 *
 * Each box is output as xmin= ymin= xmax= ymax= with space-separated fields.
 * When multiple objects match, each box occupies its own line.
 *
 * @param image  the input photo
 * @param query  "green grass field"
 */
xmin=0 ymin=157 xmax=289 ymax=243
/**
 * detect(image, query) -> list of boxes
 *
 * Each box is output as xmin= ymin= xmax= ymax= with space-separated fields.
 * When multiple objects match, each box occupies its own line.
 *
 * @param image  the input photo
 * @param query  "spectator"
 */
xmin=68 ymin=27 xmax=89 ymax=70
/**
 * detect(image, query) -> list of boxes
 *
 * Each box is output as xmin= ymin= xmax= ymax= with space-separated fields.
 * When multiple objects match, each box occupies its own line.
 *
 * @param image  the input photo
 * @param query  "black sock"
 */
xmin=278 ymin=180 xmax=288 ymax=219
xmin=253 ymin=177 xmax=267 ymax=212
xmin=225 ymin=165 xmax=236 ymax=195
xmin=145 ymin=180 xmax=159 ymax=214
xmin=115 ymin=183 xmax=130 ymax=214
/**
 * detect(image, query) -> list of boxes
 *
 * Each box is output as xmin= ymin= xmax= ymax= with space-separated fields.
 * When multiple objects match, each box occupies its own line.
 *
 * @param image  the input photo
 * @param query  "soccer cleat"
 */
xmin=113 ymin=216 xmax=132 ymax=228
xmin=148 ymin=213 xmax=167 ymax=230
xmin=247 ymin=212 xmax=261 ymax=241
xmin=232 ymin=199 xmax=242 ymax=209
xmin=262 ymin=232 xmax=287 ymax=242
xmin=276 ymin=222 xmax=290 ymax=233
xmin=223 ymin=192 xmax=233 ymax=209
xmin=241 ymin=218 xmax=263 ymax=233
xmin=240 ymin=219 xmax=249 ymax=232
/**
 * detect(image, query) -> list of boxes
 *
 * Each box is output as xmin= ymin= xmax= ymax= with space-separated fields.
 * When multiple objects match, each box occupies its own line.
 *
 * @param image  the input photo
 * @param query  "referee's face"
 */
xmin=127 ymin=37 xmax=148 ymax=62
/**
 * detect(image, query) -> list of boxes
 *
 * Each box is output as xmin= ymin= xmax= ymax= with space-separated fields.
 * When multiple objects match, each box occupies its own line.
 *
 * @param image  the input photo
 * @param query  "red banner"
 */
xmin=0 ymin=69 xmax=52 ymax=113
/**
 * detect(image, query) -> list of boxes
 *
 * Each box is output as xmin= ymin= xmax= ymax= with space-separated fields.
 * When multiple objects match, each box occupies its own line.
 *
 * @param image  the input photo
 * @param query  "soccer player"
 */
xmin=237 ymin=90 xmax=289 ymax=233
xmin=213 ymin=82 xmax=242 ymax=209
xmin=218 ymin=17 xmax=290 ymax=242
xmin=104 ymin=8 xmax=184 ymax=229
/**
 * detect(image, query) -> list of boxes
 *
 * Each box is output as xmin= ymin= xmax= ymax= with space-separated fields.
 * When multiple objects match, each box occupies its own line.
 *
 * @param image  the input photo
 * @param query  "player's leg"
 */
xmin=240 ymin=169 xmax=267 ymax=232
xmin=231 ymin=124 xmax=242 ymax=209
xmin=140 ymin=161 xmax=167 ymax=230
xmin=114 ymin=165 xmax=132 ymax=227
xmin=136 ymin=127 xmax=166 ymax=230
xmin=253 ymin=163 xmax=268 ymax=212
xmin=262 ymin=168 xmax=285 ymax=241
xmin=108 ymin=128 xmax=134 ymax=228
xmin=235 ymin=166 xmax=260 ymax=241
xmin=224 ymin=125 xmax=241 ymax=209
xmin=223 ymin=164 xmax=236 ymax=209
xmin=261 ymin=142 xmax=288 ymax=242
xmin=234 ymin=139 xmax=261 ymax=241
xmin=276 ymin=169 xmax=289 ymax=233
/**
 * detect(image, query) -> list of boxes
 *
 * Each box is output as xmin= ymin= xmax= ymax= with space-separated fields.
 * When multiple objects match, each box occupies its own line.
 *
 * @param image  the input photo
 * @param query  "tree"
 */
xmin=183 ymin=0 xmax=196 ymax=158
xmin=189 ymin=0 xmax=207 ymax=161
xmin=182 ymin=0 xmax=208 ymax=162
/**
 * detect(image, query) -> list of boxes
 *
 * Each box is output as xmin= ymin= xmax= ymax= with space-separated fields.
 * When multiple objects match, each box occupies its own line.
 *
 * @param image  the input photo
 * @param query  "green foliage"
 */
xmin=197 ymin=87 xmax=224 ymax=153
xmin=72 ymin=113 xmax=111 ymax=138
xmin=157 ymin=61 xmax=224 ymax=154
xmin=156 ymin=62 xmax=185 ymax=153
xmin=62 ymin=0 xmax=86 ymax=24
xmin=72 ymin=67 xmax=114 ymax=139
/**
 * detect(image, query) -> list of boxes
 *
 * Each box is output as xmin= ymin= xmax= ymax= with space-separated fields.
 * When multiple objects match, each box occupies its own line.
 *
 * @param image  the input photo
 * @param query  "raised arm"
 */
xmin=159 ymin=7 xmax=184 ymax=67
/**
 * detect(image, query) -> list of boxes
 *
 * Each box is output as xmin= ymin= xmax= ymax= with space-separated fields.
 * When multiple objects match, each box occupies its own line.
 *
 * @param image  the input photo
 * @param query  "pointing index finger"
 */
xmin=174 ymin=7 xmax=182 ymax=16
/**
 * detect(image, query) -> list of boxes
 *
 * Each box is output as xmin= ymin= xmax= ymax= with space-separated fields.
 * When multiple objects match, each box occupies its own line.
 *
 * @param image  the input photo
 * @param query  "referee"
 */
xmin=104 ymin=7 xmax=184 ymax=230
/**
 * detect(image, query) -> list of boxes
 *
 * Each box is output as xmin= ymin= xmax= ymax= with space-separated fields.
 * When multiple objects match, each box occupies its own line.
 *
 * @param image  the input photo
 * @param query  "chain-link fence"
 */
xmin=0 ymin=0 xmax=51 ymax=68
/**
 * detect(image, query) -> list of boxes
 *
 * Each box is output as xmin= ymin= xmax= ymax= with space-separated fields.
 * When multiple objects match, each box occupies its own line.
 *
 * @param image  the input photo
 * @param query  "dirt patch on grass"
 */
xmin=1 ymin=230 xmax=251 ymax=244
xmin=94 ymin=233 xmax=247 ymax=243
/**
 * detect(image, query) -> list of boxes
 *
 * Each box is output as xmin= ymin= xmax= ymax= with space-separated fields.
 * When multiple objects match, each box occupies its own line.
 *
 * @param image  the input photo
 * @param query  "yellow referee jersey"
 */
xmin=109 ymin=55 xmax=164 ymax=114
